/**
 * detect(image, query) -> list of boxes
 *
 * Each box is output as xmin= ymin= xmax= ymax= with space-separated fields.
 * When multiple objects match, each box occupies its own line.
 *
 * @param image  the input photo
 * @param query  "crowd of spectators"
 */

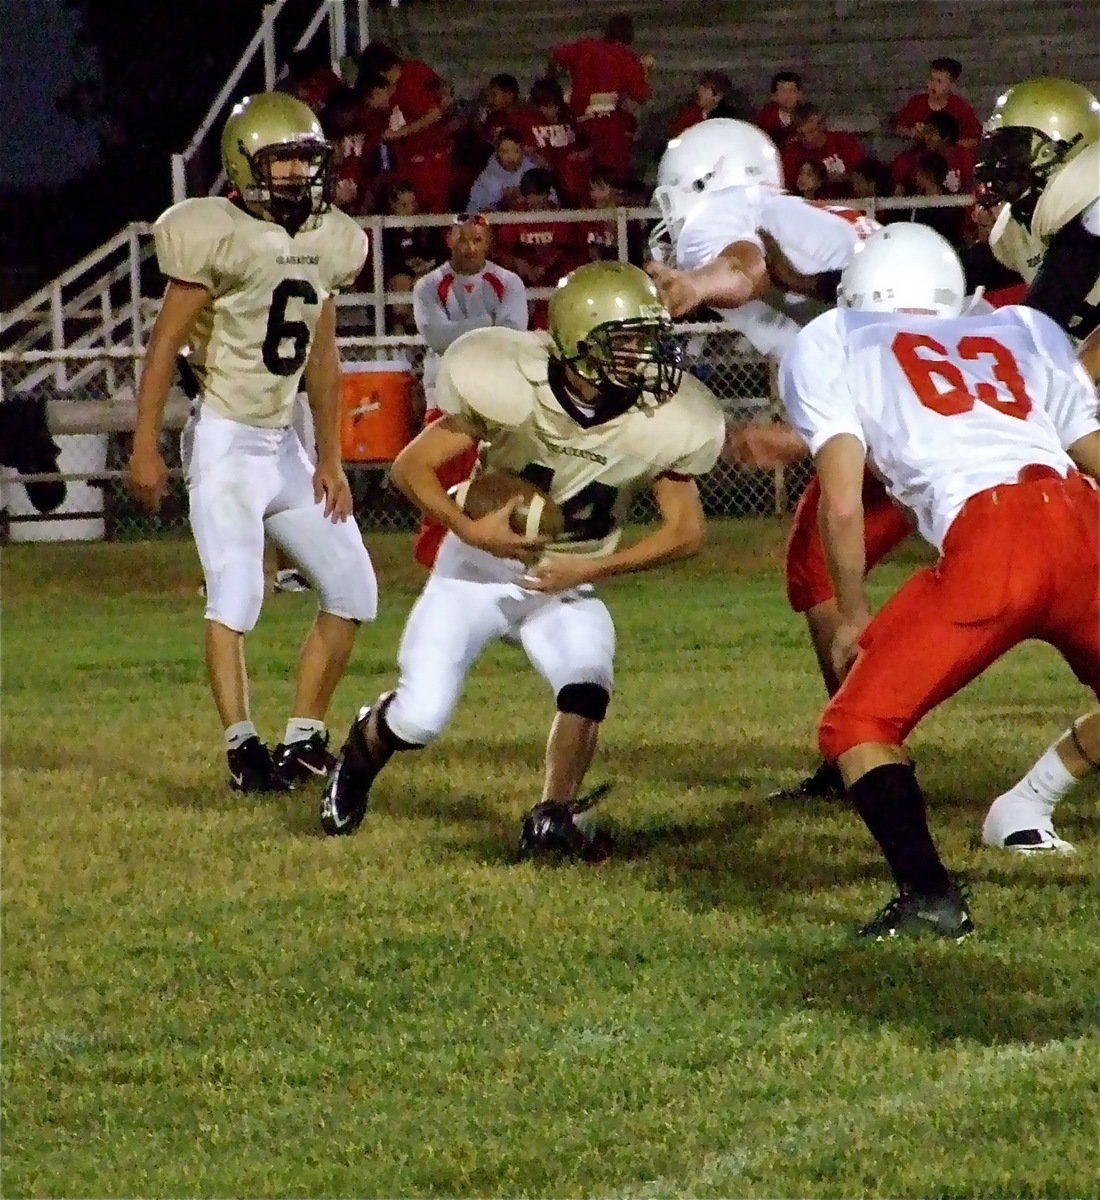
xmin=280 ymin=24 xmax=993 ymax=324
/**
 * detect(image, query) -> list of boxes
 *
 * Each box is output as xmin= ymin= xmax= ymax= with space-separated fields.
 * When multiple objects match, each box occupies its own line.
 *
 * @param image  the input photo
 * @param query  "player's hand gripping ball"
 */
xmin=453 ymin=471 xmax=565 ymax=540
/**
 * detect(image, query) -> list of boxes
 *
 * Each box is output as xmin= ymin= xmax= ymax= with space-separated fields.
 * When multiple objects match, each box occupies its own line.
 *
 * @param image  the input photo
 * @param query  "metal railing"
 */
xmin=170 ymin=0 xmax=371 ymax=204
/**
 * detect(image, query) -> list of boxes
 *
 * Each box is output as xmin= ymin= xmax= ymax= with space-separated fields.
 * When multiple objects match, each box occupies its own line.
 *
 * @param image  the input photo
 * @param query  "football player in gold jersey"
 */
xmin=321 ymin=261 xmax=726 ymax=854
xmin=128 ymin=93 xmax=378 ymax=794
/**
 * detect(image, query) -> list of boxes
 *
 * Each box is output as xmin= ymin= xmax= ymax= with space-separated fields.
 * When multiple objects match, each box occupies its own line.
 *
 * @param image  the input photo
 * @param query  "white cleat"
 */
xmin=982 ymin=826 xmax=1077 ymax=855
xmin=982 ymin=794 xmax=1076 ymax=855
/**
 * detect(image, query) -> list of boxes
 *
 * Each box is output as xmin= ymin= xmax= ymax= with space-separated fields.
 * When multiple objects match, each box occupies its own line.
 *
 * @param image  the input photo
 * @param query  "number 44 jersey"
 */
xmin=780 ymin=305 xmax=1100 ymax=549
xmin=436 ymin=327 xmax=726 ymax=559
xmin=152 ymin=196 xmax=368 ymax=427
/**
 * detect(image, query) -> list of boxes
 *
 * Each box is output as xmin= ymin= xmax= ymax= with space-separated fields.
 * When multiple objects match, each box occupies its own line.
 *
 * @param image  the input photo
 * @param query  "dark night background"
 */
xmin=0 ymin=0 xmax=324 ymax=306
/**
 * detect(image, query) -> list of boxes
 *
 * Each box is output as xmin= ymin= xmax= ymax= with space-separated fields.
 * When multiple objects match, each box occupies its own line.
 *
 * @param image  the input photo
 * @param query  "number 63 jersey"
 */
xmin=152 ymin=196 xmax=368 ymax=427
xmin=780 ymin=305 xmax=1100 ymax=549
xmin=436 ymin=327 xmax=726 ymax=558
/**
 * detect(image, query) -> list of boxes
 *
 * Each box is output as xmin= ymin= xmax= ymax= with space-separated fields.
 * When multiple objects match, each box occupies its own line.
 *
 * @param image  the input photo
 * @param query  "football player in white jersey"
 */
xmin=646 ymin=118 xmax=910 ymax=802
xmin=780 ymin=224 xmax=1100 ymax=939
xmin=975 ymin=78 xmax=1100 ymax=344
xmin=128 ymin=93 xmax=378 ymax=794
xmin=320 ymin=262 xmax=726 ymax=854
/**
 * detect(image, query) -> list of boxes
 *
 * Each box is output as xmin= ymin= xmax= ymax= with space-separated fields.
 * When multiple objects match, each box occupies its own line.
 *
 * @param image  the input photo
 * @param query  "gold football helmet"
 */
xmin=974 ymin=77 xmax=1100 ymax=220
xmin=221 ymin=92 xmax=334 ymax=231
xmin=548 ymin=262 xmax=683 ymax=414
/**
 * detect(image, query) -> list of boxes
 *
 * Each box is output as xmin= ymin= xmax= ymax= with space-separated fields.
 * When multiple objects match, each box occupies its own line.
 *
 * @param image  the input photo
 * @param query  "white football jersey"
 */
xmin=780 ymin=305 xmax=1100 ymax=548
xmin=675 ymin=185 xmax=876 ymax=358
xmin=435 ymin=327 xmax=726 ymax=558
xmin=153 ymin=196 xmax=368 ymax=427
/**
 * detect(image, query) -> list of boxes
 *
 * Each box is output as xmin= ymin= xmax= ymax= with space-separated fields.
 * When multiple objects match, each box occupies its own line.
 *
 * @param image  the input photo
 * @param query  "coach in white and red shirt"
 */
xmin=411 ymin=213 xmax=528 ymax=565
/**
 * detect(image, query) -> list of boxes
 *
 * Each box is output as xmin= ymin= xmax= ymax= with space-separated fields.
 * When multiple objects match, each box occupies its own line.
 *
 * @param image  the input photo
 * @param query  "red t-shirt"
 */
xmin=527 ymin=115 xmax=589 ymax=200
xmin=496 ymin=213 xmax=579 ymax=281
xmin=889 ymin=143 xmax=975 ymax=193
xmin=892 ymin=92 xmax=983 ymax=143
xmin=483 ymin=104 xmax=540 ymax=151
xmin=390 ymin=59 xmax=451 ymax=154
xmin=782 ymin=130 xmax=867 ymax=184
xmin=669 ymin=103 xmax=704 ymax=138
xmin=755 ymin=101 xmax=798 ymax=146
xmin=551 ymin=37 xmax=650 ymax=120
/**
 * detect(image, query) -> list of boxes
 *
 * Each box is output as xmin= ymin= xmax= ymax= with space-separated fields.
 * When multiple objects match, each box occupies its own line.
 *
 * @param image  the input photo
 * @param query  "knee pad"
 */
xmin=204 ymin=565 xmax=265 ymax=633
xmin=556 ymin=681 xmax=611 ymax=723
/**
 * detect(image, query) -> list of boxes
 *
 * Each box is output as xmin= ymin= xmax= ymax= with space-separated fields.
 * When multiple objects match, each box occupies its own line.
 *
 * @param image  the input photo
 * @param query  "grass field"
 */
xmin=3 ymin=520 xmax=1097 ymax=1198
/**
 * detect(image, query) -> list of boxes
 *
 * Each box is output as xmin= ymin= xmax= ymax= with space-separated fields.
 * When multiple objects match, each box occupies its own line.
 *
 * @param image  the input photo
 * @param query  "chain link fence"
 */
xmin=0 ymin=325 xmax=812 ymax=543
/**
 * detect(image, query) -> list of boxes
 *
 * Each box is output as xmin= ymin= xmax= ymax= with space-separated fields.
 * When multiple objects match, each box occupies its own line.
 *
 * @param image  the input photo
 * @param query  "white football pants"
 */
xmin=182 ymin=407 xmax=377 ymax=632
xmin=386 ymin=533 xmax=616 ymax=746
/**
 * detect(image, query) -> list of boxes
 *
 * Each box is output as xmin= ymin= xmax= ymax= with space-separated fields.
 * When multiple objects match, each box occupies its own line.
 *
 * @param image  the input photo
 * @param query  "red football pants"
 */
xmin=785 ymin=470 xmax=912 ymax=613
xmin=819 ymin=469 xmax=1100 ymax=761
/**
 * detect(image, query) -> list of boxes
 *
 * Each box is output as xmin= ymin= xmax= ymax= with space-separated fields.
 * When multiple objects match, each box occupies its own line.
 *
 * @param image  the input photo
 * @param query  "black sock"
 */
xmin=847 ymin=762 xmax=951 ymax=897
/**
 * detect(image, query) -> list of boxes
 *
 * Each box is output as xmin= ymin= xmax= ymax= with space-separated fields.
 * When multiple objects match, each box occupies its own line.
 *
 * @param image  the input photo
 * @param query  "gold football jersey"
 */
xmin=435 ymin=327 xmax=726 ymax=558
xmin=990 ymin=142 xmax=1100 ymax=298
xmin=153 ymin=196 xmax=368 ymax=427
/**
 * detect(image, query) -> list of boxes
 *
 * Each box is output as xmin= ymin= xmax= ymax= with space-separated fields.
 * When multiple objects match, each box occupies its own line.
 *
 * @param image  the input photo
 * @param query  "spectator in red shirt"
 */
xmin=755 ymin=71 xmax=804 ymax=147
xmin=891 ymin=56 xmax=982 ymax=149
xmin=528 ymin=77 xmax=590 ymax=205
xmin=325 ymin=76 xmax=395 ymax=216
xmin=848 ymin=157 xmax=893 ymax=200
xmin=550 ymin=12 xmax=653 ymax=185
xmin=781 ymin=102 xmax=867 ymax=191
xmin=358 ymin=41 xmax=455 ymax=213
xmin=889 ymin=111 xmax=974 ymax=196
xmin=493 ymin=168 xmax=578 ymax=326
xmin=281 ymin=46 xmax=343 ymax=114
xmin=574 ymin=167 xmax=621 ymax=263
xmin=668 ymin=71 xmax=736 ymax=138
xmin=477 ymin=74 xmax=538 ymax=152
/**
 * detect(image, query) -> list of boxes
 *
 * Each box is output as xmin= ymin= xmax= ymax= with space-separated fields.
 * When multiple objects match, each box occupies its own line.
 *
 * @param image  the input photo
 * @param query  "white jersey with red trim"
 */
xmin=780 ymin=305 xmax=1099 ymax=548
xmin=413 ymin=259 xmax=529 ymax=389
xmin=435 ymin=327 xmax=725 ymax=558
xmin=675 ymin=184 xmax=877 ymax=358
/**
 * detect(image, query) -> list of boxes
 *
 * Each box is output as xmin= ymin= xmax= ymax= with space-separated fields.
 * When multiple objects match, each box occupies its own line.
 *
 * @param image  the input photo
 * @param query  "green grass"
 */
xmin=3 ymin=521 xmax=1097 ymax=1199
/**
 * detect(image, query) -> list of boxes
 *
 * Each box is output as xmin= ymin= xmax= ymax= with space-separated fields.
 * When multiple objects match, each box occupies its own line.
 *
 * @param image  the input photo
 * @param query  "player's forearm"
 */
xmin=585 ymin=514 xmax=704 ymax=581
xmin=133 ymin=337 xmax=181 ymax=455
xmin=688 ymin=255 xmax=762 ymax=309
xmin=819 ymin=503 xmax=868 ymax=618
xmin=304 ymin=353 xmax=342 ymax=467
xmin=390 ymin=454 xmax=478 ymax=540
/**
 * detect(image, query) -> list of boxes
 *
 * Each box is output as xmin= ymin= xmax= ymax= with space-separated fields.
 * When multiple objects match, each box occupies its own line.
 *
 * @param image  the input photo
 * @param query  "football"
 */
xmin=453 ymin=471 xmax=565 ymax=539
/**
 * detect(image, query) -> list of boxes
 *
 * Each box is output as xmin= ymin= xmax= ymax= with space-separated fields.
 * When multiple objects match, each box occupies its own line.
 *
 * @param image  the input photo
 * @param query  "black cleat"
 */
xmin=769 ymin=759 xmax=845 ymax=801
xmin=857 ymin=881 xmax=974 ymax=942
xmin=273 ymin=731 xmax=336 ymax=786
xmin=320 ymin=707 xmax=378 ymax=836
xmin=518 ymin=785 xmax=614 ymax=862
xmin=273 ymin=568 xmax=311 ymax=593
xmin=228 ymin=736 xmax=291 ymax=794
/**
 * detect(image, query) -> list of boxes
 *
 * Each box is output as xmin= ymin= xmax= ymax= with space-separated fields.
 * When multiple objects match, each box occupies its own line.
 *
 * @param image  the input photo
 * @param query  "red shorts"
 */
xmin=785 ymin=470 xmax=912 ymax=612
xmin=819 ymin=468 xmax=1100 ymax=760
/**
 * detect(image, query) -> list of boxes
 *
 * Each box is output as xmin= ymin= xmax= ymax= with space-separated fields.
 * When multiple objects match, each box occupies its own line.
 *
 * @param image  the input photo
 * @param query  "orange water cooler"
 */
xmin=340 ymin=360 xmax=415 ymax=462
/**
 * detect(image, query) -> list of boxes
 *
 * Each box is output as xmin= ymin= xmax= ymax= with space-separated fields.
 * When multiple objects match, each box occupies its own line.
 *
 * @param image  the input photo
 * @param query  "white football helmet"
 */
xmin=838 ymin=223 xmax=966 ymax=317
xmin=650 ymin=119 xmax=783 ymax=257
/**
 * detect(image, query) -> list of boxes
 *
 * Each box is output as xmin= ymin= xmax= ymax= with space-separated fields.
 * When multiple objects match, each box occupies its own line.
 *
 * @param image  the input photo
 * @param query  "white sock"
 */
xmin=226 ymin=721 xmax=259 ymax=750
xmin=983 ymin=744 xmax=1076 ymax=839
xmin=284 ymin=717 xmax=325 ymax=745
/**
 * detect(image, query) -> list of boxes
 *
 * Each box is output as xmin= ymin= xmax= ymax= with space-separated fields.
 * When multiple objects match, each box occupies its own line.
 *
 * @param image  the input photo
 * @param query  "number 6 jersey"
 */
xmin=152 ymin=196 xmax=368 ymax=427
xmin=780 ymin=305 xmax=1100 ymax=549
xmin=436 ymin=326 xmax=726 ymax=558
